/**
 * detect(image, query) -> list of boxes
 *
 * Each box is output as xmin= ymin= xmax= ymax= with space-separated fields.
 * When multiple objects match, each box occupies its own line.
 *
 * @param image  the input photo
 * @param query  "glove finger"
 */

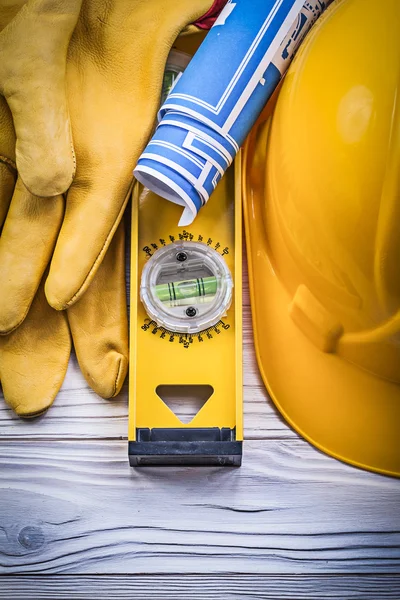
xmin=44 ymin=0 xmax=215 ymax=310
xmin=45 ymin=176 xmax=132 ymax=310
xmin=67 ymin=219 xmax=128 ymax=399
xmin=0 ymin=0 xmax=83 ymax=197
xmin=0 ymin=177 xmax=64 ymax=334
xmin=0 ymin=276 xmax=71 ymax=417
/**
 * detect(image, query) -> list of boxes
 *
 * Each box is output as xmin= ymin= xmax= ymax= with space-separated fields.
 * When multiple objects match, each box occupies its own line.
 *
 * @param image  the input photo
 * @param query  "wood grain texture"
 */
xmin=2 ymin=575 xmax=400 ymax=599
xmin=1 ymin=439 xmax=399 ymax=575
xmin=1 ymin=250 xmax=400 ymax=591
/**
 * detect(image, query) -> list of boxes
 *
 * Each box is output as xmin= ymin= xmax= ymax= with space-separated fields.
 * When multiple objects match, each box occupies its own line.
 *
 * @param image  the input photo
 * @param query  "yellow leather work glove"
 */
xmin=44 ymin=0 xmax=218 ymax=310
xmin=0 ymin=221 xmax=128 ymax=417
xmin=0 ymin=0 xmax=220 ymax=412
xmin=0 ymin=0 xmax=221 ymax=335
xmin=0 ymin=0 xmax=82 ymax=197
xmin=0 ymin=98 xmax=128 ymax=415
xmin=0 ymin=227 xmax=128 ymax=417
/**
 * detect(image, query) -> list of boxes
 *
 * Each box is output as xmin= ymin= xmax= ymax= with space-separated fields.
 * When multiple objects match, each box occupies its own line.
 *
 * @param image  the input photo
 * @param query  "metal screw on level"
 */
xmin=176 ymin=252 xmax=187 ymax=262
xmin=186 ymin=307 xmax=196 ymax=318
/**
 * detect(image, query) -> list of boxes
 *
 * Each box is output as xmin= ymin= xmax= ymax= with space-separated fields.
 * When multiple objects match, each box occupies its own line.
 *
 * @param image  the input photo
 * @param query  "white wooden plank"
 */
xmin=0 ymin=303 xmax=294 ymax=441
xmin=0 ymin=439 xmax=399 ymax=575
xmin=1 ymin=575 xmax=400 ymax=599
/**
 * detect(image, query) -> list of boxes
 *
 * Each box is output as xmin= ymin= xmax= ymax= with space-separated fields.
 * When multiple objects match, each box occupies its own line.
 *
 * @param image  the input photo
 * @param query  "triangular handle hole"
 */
xmin=156 ymin=385 xmax=214 ymax=424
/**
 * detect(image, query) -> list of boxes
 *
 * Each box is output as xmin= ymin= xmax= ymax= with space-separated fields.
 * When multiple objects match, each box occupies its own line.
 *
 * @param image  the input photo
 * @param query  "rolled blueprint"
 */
xmin=134 ymin=0 xmax=332 ymax=225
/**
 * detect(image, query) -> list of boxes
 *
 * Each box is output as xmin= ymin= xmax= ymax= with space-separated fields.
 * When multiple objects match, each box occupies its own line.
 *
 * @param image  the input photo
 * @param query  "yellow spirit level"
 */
xmin=128 ymin=157 xmax=243 ymax=466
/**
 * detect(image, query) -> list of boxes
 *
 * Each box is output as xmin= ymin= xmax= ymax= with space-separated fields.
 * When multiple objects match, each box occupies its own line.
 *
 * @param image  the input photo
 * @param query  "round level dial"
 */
xmin=140 ymin=241 xmax=233 ymax=334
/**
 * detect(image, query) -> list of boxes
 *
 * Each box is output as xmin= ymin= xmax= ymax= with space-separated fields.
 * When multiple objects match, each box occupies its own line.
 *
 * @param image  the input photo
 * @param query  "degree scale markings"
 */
xmin=141 ymin=319 xmax=231 ymax=349
xmin=142 ymin=232 xmax=230 ymax=258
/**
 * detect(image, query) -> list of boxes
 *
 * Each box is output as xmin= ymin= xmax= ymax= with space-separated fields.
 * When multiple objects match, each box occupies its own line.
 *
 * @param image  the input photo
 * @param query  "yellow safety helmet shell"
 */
xmin=243 ymin=0 xmax=400 ymax=476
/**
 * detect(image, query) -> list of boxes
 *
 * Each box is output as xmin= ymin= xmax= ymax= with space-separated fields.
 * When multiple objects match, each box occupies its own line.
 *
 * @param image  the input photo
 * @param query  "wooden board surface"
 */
xmin=1 ymin=270 xmax=400 ymax=598
xmin=2 ymin=575 xmax=400 ymax=599
xmin=1 ymin=439 xmax=400 ymax=576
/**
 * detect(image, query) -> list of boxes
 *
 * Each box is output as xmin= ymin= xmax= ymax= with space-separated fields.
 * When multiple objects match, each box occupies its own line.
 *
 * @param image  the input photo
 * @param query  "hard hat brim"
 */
xmin=243 ymin=120 xmax=400 ymax=479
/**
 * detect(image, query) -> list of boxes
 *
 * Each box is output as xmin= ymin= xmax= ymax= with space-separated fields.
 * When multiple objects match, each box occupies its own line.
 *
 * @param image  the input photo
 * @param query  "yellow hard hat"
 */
xmin=243 ymin=0 xmax=400 ymax=477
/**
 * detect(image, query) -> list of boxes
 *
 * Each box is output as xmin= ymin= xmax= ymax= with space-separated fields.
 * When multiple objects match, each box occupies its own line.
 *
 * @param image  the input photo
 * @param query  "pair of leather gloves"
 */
xmin=0 ymin=0 xmax=225 ymax=417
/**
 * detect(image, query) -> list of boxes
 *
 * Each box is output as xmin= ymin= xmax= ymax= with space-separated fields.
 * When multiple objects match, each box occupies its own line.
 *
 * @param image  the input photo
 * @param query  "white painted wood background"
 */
xmin=1 ymin=268 xmax=400 ymax=599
